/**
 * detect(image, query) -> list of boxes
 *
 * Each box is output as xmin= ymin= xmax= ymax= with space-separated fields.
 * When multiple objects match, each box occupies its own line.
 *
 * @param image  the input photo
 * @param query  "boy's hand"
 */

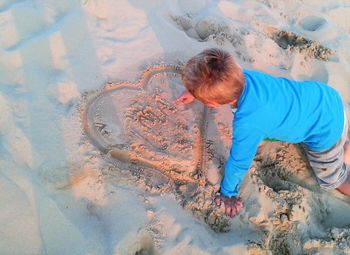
xmin=215 ymin=194 xmax=243 ymax=218
xmin=175 ymin=91 xmax=195 ymax=105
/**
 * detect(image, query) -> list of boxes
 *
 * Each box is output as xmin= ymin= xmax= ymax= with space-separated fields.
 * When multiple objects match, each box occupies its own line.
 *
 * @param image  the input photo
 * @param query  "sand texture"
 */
xmin=1 ymin=0 xmax=350 ymax=254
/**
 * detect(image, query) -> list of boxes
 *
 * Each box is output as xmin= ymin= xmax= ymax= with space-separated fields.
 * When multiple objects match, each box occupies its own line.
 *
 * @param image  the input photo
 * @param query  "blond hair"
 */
xmin=182 ymin=48 xmax=244 ymax=105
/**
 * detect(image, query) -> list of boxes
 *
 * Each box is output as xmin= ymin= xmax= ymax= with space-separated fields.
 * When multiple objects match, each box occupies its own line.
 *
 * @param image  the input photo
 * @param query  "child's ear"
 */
xmin=228 ymin=99 xmax=238 ymax=107
xmin=205 ymin=100 xmax=221 ymax=108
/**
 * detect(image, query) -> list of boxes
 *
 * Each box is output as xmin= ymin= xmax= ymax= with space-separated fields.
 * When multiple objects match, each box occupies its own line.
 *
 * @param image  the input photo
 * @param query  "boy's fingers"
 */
xmin=230 ymin=207 xmax=236 ymax=218
xmin=175 ymin=96 xmax=185 ymax=103
xmin=231 ymin=206 xmax=237 ymax=218
xmin=215 ymin=197 xmax=221 ymax=206
xmin=236 ymin=201 xmax=243 ymax=208
xmin=175 ymin=98 xmax=182 ymax=105
xmin=235 ymin=204 xmax=241 ymax=213
xmin=225 ymin=205 xmax=232 ymax=217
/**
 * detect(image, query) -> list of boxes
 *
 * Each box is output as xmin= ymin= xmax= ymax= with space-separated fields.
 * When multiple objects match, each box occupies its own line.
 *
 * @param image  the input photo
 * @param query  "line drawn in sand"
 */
xmin=81 ymin=65 xmax=231 ymax=232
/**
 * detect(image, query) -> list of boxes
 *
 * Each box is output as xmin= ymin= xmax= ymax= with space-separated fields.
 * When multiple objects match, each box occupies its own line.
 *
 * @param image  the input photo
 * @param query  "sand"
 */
xmin=1 ymin=0 xmax=350 ymax=254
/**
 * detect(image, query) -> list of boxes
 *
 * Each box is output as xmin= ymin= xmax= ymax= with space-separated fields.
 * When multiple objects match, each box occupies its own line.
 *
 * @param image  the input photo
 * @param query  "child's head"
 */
xmin=182 ymin=48 xmax=244 ymax=107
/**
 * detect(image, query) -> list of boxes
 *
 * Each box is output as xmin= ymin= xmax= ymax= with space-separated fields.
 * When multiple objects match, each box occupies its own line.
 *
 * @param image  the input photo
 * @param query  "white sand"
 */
xmin=0 ymin=0 xmax=350 ymax=254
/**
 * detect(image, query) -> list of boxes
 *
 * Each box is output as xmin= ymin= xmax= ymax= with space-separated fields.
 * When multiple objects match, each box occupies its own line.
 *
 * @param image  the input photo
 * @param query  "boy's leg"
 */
xmin=337 ymin=171 xmax=350 ymax=195
xmin=337 ymin=141 xmax=350 ymax=195
xmin=338 ymin=103 xmax=350 ymax=195
xmin=305 ymin=114 xmax=349 ymax=193
xmin=344 ymin=141 xmax=350 ymax=165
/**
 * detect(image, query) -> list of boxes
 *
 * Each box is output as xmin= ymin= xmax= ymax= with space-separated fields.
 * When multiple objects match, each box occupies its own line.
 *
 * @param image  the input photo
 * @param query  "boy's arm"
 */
xmin=220 ymin=123 xmax=264 ymax=203
xmin=217 ymin=124 xmax=263 ymax=217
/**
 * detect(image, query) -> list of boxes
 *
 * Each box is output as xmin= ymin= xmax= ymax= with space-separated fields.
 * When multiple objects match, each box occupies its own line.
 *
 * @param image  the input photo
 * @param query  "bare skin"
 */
xmin=344 ymin=141 xmax=350 ymax=165
xmin=175 ymin=91 xmax=195 ymax=105
xmin=215 ymin=195 xmax=243 ymax=218
xmin=336 ymin=142 xmax=350 ymax=196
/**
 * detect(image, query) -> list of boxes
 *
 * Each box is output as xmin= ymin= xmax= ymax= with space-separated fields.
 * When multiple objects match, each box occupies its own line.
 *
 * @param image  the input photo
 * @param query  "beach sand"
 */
xmin=0 ymin=0 xmax=350 ymax=254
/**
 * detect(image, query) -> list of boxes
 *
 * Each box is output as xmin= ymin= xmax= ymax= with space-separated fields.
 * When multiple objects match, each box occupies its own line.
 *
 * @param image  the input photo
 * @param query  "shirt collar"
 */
xmin=230 ymin=69 xmax=248 ymax=114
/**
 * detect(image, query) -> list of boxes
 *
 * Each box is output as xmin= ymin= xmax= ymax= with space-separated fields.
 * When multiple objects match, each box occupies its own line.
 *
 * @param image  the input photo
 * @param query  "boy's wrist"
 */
xmin=220 ymin=184 xmax=239 ymax=198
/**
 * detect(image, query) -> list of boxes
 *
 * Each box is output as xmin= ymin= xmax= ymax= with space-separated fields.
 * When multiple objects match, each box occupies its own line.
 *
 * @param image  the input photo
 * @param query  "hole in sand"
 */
xmin=271 ymin=30 xmax=333 ymax=61
xmin=299 ymin=16 xmax=326 ymax=32
xmin=121 ymin=230 xmax=157 ymax=255
xmin=257 ymin=162 xmax=293 ymax=192
xmin=273 ymin=31 xmax=309 ymax=49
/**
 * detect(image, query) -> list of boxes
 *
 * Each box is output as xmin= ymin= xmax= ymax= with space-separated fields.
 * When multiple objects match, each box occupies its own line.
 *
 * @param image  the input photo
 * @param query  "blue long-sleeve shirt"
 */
xmin=220 ymin=69 xmax=345 ymax=198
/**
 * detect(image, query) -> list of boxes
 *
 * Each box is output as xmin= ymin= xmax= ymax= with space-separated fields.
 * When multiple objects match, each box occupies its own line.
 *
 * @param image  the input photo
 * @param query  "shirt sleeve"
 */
xmin=220 ymin=123 xmax=264 ymax=197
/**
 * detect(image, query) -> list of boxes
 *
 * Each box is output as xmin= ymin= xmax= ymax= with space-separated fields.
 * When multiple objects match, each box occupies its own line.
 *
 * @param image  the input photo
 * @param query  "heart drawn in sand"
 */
xmin=81 ymin=65 xmax=231 ymax=232
xmin=82 ymin=65 xmax=210 ymax=185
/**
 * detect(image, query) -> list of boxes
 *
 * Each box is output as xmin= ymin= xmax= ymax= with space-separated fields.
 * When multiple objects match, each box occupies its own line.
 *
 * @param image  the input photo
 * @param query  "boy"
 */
xmin=175 ymin=48 xmax=350 ymax=218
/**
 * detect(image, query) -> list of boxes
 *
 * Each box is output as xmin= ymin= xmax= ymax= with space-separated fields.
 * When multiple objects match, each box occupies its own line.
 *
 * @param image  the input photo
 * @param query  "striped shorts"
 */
xmin=305 ymin=111 xmax=349 ymax=190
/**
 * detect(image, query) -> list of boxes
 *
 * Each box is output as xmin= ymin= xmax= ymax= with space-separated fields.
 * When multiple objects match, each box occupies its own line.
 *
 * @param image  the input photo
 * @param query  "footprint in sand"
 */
xmin=298 ymin=15 xmax=327 ymax=32
xmin=0 ymin=0 xmax=73 ymax=51
xmin=171 ymin=3 xmax=245 ymax=45
xmin=117 ymin=229 xmax=157 ymax=255
xmin=171 ymin=13 xmax=253 ymax=64
xmin=295 ymin=9 xmax=338 ymax=43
